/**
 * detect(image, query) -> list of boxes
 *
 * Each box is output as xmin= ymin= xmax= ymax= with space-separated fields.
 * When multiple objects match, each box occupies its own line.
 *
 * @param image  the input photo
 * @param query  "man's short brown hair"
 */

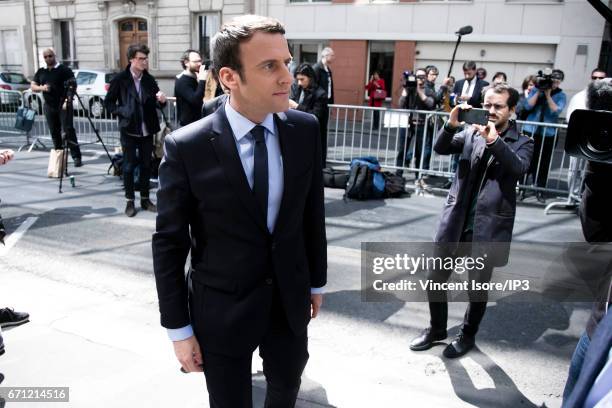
xmin=481 ymin=82 xmax=520 ymax=109
xmin=211 ymin=15 xmax=285 ymax=81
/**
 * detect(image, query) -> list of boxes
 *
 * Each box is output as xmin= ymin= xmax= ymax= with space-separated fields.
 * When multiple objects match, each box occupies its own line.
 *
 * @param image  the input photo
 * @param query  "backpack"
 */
xmin=345 ymin=157 xmax=385 ymax=200
xmin=108 ymin=153 xmax=123 ymax=177
xmin=323 ymin=167 xmax=350 ymax=189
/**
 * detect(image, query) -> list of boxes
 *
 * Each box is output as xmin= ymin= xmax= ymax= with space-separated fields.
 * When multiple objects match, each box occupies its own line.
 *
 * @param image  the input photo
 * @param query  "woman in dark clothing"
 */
xmin=516 ymin=75 xmax=536 ymax=121
xmin=289 ymin=63 xmax=329 ymax=166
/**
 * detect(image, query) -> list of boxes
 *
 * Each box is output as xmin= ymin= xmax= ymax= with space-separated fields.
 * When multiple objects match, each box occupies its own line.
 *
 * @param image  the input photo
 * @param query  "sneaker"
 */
xmin=443 ymin=333 xmax=476 ymax=358
xmin=0 ymin=308 xmax=29 ymax=329
xmin=125 ymin=200 xmax=137 ymax=217
xmin=141 ymin=199 xmax=157 ymax=213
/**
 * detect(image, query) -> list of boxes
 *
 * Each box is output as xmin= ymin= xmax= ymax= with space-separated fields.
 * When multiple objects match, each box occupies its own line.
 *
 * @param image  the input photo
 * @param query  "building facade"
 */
xmin=0 ymin=0 xmax=37 ymax=77
xmin=259 ymin=0 xmax=609 ymax=110
xmin=18 ymin=0 xmax=252 ymax=93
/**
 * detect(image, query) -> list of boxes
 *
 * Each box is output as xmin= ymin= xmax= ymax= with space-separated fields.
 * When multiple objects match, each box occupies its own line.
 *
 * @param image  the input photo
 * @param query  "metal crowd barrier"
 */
xmin=0 ymin=92 xmax=180 ymax=152
xmin=0 ymin=89 xmax=33 ymax=150
xmin=327 ymin=104 xmax=581 ymax=210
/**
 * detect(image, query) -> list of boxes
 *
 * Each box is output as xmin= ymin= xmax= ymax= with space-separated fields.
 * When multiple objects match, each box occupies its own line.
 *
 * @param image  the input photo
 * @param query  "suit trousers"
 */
xmin=427 ymin=231 xmax=494 ymax=337
xmin=201 ymin=287 xmax=309 ymax=408
xmin=120 ymin=132 xmax=152 ymax=200
xmin=44 ymin=104 xmax=82 ymax=160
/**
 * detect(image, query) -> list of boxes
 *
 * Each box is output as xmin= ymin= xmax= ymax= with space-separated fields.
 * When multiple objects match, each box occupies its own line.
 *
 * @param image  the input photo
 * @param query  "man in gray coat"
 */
xmin=410 ymin=82 xmax=534 ymax=358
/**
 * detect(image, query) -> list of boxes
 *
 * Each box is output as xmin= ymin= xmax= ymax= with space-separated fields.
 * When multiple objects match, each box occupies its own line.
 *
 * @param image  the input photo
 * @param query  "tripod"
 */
xmin=58 ymin=81 xmax=114 ymax=193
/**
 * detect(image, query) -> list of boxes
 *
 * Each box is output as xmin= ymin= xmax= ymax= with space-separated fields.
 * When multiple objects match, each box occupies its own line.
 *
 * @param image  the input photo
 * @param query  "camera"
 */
xmin=566 ymin=109 xmax=612 ymax=164
xmin=64 ymin=77 xmax=77 ymax=92
xmin=535 ymin=69 xmax=553 ymax=90
xmin=403 ymin=70 xmax=417 ymax=89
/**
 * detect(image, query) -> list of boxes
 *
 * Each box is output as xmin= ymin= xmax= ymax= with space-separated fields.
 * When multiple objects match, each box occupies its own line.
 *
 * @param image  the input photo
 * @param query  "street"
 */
xmin=0 ymin=146 xmax=587 ymax=408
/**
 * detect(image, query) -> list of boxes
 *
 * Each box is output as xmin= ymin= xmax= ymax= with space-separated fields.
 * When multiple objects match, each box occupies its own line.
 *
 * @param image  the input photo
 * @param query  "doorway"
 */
xmin=118 ymin=18 xmax=148 ymax=69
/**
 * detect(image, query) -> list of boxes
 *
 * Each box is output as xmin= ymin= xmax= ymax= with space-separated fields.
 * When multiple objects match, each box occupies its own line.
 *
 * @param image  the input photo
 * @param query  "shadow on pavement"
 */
xmin=442 ymin=349 xmax=545 ymax=408
xmin=252 ymin=371 xmax=336 ymax=407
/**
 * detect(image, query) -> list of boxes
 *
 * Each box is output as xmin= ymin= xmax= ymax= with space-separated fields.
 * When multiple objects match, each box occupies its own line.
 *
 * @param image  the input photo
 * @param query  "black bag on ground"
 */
xmin=382 ymin=172 xmax=408 ymax=198
xmin=108 ymin=153 xmax=123 ymax=177
xmin=345 ymin=163 xmax=375 ymax=200
xmin=323 ymin=167 xmax=350 ymax=189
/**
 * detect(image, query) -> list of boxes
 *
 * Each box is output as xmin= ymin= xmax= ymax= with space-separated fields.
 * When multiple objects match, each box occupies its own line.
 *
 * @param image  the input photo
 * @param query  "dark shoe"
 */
xmin=125 ymin=201 xmax=136 ymax=217
xmin=0 ymin=308 xmax=29 ymax=329
xmin=0 ymin=342 xmax=4 ymax=356
xmin=443 ymin=333 xmax=476 ymax=358
xmin=74 ymin=158 xmax=83 ymax=167
xmin=410 ymin=327 xmax=447 ymax=351
xmin=141 ymin=199 xmax=157 ymax=213
xmin=536 ymin=192 xmax=546 ymax=204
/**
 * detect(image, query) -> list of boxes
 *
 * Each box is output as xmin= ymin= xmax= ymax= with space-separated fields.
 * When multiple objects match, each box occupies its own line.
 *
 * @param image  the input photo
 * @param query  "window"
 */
xmin=0 ymin=29 xmax=21 ymax=72
xmin=289 ymin=0 xmax=330 ymax=3
xmin=368 ymin=41 xmax=394 ymax=99
xmin=288 ymin=42 xmax=321 ymax=66
xmin=0 ymin=73 xmax=28 ymax=84
xmin=76 ymin=71 xmax=97 ymax=86
xmin=194 ymin=13 xmax=220 ymax=61
xmin=54 ymin=20 xmax=77 ymax=68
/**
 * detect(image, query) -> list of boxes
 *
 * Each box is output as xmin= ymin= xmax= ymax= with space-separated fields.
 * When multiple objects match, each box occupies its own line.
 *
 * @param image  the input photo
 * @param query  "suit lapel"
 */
xmin=209 ymin=105 xmax=268 ymax=234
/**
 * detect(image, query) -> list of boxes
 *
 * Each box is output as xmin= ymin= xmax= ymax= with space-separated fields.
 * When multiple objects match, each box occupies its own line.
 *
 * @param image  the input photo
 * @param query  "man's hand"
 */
xmin=173 ymin=335 xmax=203 ymax=373
xmin=442 ymin=77 xmax=452 ymax=87
xmin=448 ymin=103 xmax=471 ymax=129
xmin=474 ymin=121 xmax=498 ymax=144
xmin=310 ymin=294 xmax=323 ymax=318
xmin=544 ymin=88 xmax=552 ymax=99
xmin=197 ymin=66 xmax=208 ymax=82
xmin=0 ymin=149 xmax=14 ymax=165
xmin=156 ymin=91 xmax=167 ymax=104
xmin=288 ymin=99 xmax=299 ymax=109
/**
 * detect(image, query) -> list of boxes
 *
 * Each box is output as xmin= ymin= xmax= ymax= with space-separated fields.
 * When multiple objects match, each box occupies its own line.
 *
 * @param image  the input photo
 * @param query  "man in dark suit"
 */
xmin=152 ymin=15 xmax=327 ymax=408
xmin=451 ymin=60 xmax=489 ymax=108
xmin=105 ymin=44 xmax=167 ymax=217
xmin=410 ymin=83 xmax=533 ymax=358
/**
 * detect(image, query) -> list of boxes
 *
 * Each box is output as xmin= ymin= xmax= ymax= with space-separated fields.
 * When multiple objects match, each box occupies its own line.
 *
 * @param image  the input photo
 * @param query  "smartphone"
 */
xmin=458 ymin=108 xmax=490 ymax=125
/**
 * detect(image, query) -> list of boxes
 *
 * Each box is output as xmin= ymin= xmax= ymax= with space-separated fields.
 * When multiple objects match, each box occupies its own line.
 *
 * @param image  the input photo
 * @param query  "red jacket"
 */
xmin=365 ymin=78 xmax=386 ymax=107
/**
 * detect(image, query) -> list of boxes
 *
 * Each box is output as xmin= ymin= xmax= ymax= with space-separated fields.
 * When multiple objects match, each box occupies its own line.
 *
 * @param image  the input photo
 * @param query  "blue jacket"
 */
xmin=521 ymin=88 xmax=567 ymax=137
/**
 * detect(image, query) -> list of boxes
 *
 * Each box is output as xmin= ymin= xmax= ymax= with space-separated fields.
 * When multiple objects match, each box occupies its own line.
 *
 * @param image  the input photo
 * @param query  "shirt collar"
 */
xmin=224 ymin=97 xmax=275 ymax=143
xmin=47 ymin=62 xmax=60 ymax=70
xmin=130 ymin=67 xmax=143 ymax=81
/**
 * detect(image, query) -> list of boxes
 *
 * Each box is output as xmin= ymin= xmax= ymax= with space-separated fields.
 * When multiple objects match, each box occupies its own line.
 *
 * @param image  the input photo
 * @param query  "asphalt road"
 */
xmin=0 ymin=146 xmax=589 ymax=408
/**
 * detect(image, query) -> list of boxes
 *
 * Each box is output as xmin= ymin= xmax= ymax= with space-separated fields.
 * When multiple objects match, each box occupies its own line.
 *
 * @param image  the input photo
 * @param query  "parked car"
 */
xmin=24 ymin=69 xmax=117 ymax=118
xmin=0 ymin=72 xmax=29 ymax=109
xmin=73 ymin=69 xmax=117 ymax=118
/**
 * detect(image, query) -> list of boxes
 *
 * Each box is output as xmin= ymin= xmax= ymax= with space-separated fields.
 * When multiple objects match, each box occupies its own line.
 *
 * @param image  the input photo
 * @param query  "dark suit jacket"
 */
xmin=452 ymin=78 xmax=489 ymax=108
xmin=290 ymin=83 xmax=328 ymax=122
xmin=434 ymin=121 xmax=533 ymax=265
xmin=152 ymin=104 xmax=327 ymax=356
xmin=313 ymin=63 xmax=334 ymax=104
xmin=201 ymin=94 xmax=228 ymax=118
xmin=564 ymin=311 xmax=612 ymax=408
xmin=105 ymin=65 xmax=164 ymax=136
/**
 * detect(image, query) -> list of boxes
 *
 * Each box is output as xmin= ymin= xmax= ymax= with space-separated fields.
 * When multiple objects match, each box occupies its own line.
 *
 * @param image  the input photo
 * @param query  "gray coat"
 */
xmin=433 ymin=120 xmax=534 ymax=266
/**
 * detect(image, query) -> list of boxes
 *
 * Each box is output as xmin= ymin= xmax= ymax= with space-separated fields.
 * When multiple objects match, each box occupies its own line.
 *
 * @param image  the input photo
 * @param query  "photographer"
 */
xmin=521 ymin=68 xmax=567 ymax=202
xmin=365 ymin=71 xmax=386 ymax=129
xmin=410 ymin=83 xmax=533 ymax=358
xmin=105 ymin=44 xmax=167 ymax=217
xmin=395 ymin=68 xmax=437 ymax=187
xmin=562 ymin=78 xmax=612 ymax=407
xmin=30 ymin=48 xmax=82 ymax=167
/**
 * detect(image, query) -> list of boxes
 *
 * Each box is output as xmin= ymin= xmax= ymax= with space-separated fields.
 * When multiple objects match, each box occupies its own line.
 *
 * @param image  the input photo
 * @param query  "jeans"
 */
xmin=121 ymin=132 xmax=153 ymax=200
xmin=395 ymin=123 xmax=431 ymax=178
xmin=562 ymin=331 xmax=591 ymax=405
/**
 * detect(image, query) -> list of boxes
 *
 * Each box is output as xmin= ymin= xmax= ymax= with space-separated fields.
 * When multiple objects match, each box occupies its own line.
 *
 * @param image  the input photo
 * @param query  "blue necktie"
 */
xmin=251 ymin=125 xmax=268 ymax=221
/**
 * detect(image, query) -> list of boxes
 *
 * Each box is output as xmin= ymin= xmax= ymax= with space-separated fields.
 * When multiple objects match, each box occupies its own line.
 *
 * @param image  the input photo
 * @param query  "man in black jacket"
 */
xmin=153 ymin=15 xmax=326 ymax=407
xmin=30 ymin=48 xmax=82 ymax=167
xmin=174 ymin=49 xmax=207 ymax=127
xmin=105 ymin=44 xmax=167 ymax=217
xmin=451 ymin=61 xmax=489 ymax=108
xmin=410 ymin=83 xmax=533 ymax=358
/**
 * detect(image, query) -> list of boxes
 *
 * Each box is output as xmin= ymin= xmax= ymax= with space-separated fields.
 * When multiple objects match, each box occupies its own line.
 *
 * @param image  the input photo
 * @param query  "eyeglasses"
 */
xmin=592 ymin=75 xmax=606 ymax=80
xmin=482 ymin=103 xmax=508 ymax=111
